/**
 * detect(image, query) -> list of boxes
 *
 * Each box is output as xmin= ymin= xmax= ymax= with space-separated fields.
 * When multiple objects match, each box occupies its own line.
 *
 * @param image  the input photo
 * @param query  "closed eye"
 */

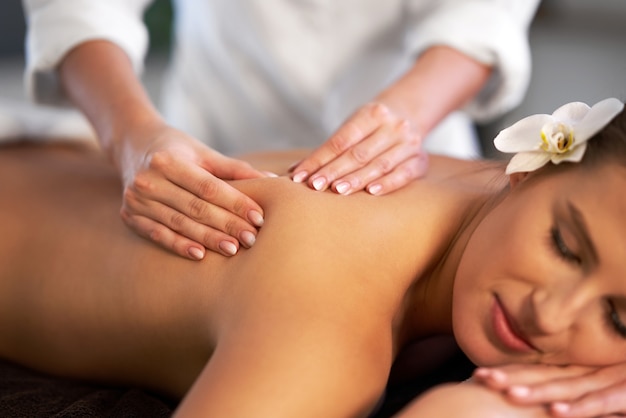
xmin=550 ymin=226 xmax=581 ymax=265
xmin=606 ymin=300 xmax=626 ymax=340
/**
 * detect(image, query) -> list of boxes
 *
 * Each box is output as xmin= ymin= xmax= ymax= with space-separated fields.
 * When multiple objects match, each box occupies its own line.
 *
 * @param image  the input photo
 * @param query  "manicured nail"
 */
xmin=367 ymin=184 xmax=382 ymax=195
xmin=240 ymin=230 xmax=256 ymax=248
xmin=219 ymin=241 xmax=238 ymax=256
xmin=263 ymin=171 xmax=279 ymax=178
xmin=312 ymin=176 xmax=327 ymax=191
xmin=188 ymin=247 xmax=205 ymax=260
xmin=248 ymin=210 xmax=264 ymax=227
xmin=335 ymin=182 xmax=350 ymax=195
xmin=489 ymin=369 xmax=507 ymax=384
xmin=508 ymin=386 xmax=530 ymax=398
xmin=472 ymin=368 xmax=490 ymax=379
xmin=292 ymin=171 xmax=308 ymax=183
xmin=551 ymin=402 xmax=570 ymax=415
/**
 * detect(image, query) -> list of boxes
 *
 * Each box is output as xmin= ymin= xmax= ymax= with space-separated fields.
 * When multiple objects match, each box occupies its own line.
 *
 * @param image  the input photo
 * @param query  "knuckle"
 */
xmin=168 ymin=211 xmax=187 ymax=230
xmin=119 ymin=207 xmax=132 ymax=224
xmin=400 ymin=162 xmax=419 ymax=180
xmin=329 ymin=130 xmax=355 ymax=155
xmin=121 ymin=187 xmax=138 ymax=208
xmin=196 ymin=178 xmax=219 ymax=200
xmin=148 ymin=225 xmax=166 ymax=244
xmin=321 ymin=166 xmax=341 ymax=182
xmin=373 ymin=156 xmax=393 ymax=174
xmin=368 ymin=102 xmax=390 ymax=120
xmin=348 ymin=144 xmax=370 ymax=165
xmin=121 ymin=188 xmax=145 ymax=213
xmin=187 ymin=197 xmax=209 ymax=220
xmin=230 ymin=196 xmax=247 ymax=217
xmin=222 ymin=218 xmax=240 ymax=236
xmin=131 ymin=172 xmax=156 ymax=195
xmin=148 ymin=150 xmax=173 ymax=171
xmin=200 ymin=229 xmax=219 ymax=248
xmin=394 ymin=119 xmax=420 ymax=143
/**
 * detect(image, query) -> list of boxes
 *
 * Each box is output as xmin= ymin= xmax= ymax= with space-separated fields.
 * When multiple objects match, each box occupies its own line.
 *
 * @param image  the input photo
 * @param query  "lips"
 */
xmin=491 ymin=296 xmax=537 ymax=353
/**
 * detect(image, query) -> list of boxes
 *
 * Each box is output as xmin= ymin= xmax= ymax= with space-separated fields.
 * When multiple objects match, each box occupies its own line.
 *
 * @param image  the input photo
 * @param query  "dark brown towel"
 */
xmin=0 ymin=359 xmax=175 ymax=417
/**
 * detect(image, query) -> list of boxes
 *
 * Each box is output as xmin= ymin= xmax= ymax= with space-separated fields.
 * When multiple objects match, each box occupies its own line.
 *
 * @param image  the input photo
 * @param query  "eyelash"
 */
xmin=606 ymin=300 xmax=626 ymax=339
xmin=549 ymin=226 xmax=581 ymax=265
xmin=549 ymin=227 xmax=626 ymax=339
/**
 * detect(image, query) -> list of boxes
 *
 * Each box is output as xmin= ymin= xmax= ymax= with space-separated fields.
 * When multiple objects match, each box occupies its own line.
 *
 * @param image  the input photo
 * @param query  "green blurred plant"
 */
xmin=144 ymin=0 xmax=173 ymax=52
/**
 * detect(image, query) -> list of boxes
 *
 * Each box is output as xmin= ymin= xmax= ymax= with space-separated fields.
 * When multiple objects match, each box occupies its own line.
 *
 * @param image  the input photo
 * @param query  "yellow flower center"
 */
xmin=540 ymin=122 xmax=575 ymax=153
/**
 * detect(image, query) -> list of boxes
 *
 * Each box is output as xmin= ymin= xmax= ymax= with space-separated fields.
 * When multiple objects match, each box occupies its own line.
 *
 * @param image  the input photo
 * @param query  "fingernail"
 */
xmin=490 ymin=369 xmax=507 ymax=384
xmin=508 ymin=386 xmax=530 ymax=398
xmin=472 ymin=368 xmax=490 ymax=378
xmin=263 ymin=171 xmax=279 ymax=178
xmin=292 ymin=171 xmax=308 ymax=183
xmin=335 ymin=182 xmax=350 ymax=195
xmin=248 ymin=210 xmax=264 ymax=227
xmin=188 ymin=247 xmax=205 ymax=260
xmin=240 ymin=230 xmax=256 ymax=248
xmin=551 ymin=402 xmax=570 ymax=415
xmin=367 ymin=184 xmax=382 ymax=195
xmin=219 ymin=241 xmax=238 ymax=256
xmin=312 ymin=176 xmax=327 ymax=191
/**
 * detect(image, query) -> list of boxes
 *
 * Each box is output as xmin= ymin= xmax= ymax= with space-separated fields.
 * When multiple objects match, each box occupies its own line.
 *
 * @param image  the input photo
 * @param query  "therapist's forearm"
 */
xmin=375 ymin=45 xmax=492 ymax=137
xmin=59 ymin=40 xmax=164 ymax=167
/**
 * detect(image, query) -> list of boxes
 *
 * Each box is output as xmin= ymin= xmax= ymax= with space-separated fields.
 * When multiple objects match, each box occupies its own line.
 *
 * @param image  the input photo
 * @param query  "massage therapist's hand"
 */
xmin=473 ymin=363 xmax=626 ymax=417
xmin=290 ymin=102 xmax=429 ymax=196
xmin=57 ymin=41 xmax=267 ymax=261
xmin=118 ymin=122 xmax=267 ymax=260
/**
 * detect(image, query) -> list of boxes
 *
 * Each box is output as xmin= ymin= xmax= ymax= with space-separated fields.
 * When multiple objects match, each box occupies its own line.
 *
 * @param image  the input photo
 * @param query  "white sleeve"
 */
xmin=22 ymin=0 xmax=153 ymax=105
xmin=405 ymin=0 xmax=541 ymax=122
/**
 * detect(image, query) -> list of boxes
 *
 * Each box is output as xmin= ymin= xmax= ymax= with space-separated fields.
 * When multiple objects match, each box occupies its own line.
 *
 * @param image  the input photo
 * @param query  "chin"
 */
xmin=452 ymin=317 xmax=508 ymax=368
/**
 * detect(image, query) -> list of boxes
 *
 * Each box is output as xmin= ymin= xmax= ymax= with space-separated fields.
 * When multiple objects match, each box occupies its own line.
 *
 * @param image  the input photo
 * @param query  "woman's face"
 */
xmin=453 ymin=163 xmax=626 ymax=368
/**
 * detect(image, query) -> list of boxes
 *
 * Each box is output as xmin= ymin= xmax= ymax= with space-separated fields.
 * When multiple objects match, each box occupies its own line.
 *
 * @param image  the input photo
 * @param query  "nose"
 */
xmin=529 ymin=281 xmax=595 ymax=335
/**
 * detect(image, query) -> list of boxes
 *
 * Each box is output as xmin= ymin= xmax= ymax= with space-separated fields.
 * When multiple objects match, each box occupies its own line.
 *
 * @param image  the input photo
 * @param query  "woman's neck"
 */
xmin=394 ymin=169 xmax=507 ymax=349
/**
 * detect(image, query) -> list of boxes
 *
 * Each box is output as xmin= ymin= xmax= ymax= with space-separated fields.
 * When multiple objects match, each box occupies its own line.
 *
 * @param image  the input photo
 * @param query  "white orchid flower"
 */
xmin=494 ymin=98 xmax=624 ymax=174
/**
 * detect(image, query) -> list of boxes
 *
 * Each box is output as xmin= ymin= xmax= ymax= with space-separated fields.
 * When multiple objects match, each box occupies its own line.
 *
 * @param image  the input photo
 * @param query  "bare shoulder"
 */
xmin=396 ymin=382 xmax=549 ymax=418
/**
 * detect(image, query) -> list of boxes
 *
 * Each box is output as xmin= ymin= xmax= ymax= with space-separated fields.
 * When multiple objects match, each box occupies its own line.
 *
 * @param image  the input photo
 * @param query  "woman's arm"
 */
xmin=58 ymin=40 xmax=267 ymax=260
xmin=396 ymin=382 xmax=549 ymax=418
xmin=291 ymin=45 xmax=491 ymax=197
xmin=474 ymin=363 xmax=626 ymax=417
xmin=290 ymin=0 xmax=540 ymax=197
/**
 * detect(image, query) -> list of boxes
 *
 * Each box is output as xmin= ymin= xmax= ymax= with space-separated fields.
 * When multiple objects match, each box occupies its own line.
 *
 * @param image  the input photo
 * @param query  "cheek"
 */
xmin=451 ymin=234 xmax=502 ymax=366
xmin=450 ymin=200 xmax=534 ymax=366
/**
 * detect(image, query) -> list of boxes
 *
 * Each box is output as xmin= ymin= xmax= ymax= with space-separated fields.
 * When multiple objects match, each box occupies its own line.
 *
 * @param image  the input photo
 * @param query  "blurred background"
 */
xmin=0 ymin=0 xmax=625 ymax=157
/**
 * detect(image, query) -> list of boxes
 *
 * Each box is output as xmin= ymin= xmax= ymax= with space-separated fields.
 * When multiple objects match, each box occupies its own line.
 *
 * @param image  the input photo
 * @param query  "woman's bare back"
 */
xmin=0 ymin=141 xmax=502 ymax=412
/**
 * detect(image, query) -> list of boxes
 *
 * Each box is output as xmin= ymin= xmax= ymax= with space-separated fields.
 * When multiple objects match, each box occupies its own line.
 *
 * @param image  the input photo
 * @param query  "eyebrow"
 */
xmin=567 ymin=200 xmax=599 ymax=264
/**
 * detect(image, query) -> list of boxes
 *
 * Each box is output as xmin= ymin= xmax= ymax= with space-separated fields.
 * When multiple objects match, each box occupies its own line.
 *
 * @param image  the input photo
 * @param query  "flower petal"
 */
xmin=551 ymin=102 xmax=590 ymax=125
xmin=494 ymin=114 xmax=553 ymax=153
xmin=574 ymin=98 xmax=624 ymax=141
xmin=551 ymin=143 xmax=587 ymax=164
xmin=505 ymin=151 xmax=551 ymax=175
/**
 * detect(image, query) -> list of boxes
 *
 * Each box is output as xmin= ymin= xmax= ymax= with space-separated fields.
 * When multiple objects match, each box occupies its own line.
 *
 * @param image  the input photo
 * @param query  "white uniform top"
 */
xmin=23 ymin=0 xmax=540 ymax=158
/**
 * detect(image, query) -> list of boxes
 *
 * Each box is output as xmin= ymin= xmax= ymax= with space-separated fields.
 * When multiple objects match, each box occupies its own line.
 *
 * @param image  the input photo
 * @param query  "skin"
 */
xmin=2 ymin=141 xmax=626 ymax=417
xmin=59 ymin=40 xmax=490 ymax=260
xmin=454 ymin=165 xmax=626 ymax=369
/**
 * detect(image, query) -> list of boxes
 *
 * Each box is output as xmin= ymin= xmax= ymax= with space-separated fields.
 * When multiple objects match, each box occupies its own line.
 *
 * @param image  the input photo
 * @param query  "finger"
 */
xmin=291 ymin=103 xmax=391 ymax=183
xmin=122 ymin=203 xmax=243 ymax=258
xmin=123 ymin=180 xmax=258 ymax=253
xmin=206 ymin=152 xmax=268 ymax=180
xmin=147 ymin=152 xmax=265 ymax=228
xmin=473 ymin=365 xmax=594 ymax=389
xmin=549 ymin=384 xmax=626 ymax=418
xmin=306 ymin=123 xmax=397 ymax=192
xmin=505 ymin=371 xmax=617 ymax=406
xmin=356 ymin=151 xmax=427 ymax=196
